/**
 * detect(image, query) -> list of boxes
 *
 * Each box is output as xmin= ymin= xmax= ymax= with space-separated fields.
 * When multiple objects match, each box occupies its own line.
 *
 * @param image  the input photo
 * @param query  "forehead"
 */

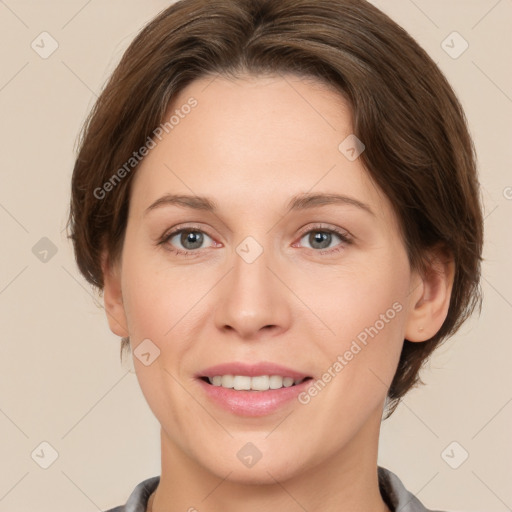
xmin=129 ymin=73 xmax=393 ymax=224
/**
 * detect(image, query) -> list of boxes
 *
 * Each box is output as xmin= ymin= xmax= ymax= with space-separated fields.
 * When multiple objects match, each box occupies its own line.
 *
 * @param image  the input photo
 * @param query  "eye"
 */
xmin=158 ymin=224 xmax=351 ymax=256
xmin=162 ymin=228 xmax=215 ymax=254
xmin=297 ymin=226 xmax=351 ymax=253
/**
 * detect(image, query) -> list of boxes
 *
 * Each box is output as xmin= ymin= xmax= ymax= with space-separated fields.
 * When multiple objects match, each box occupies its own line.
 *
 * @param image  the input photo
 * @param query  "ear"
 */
xmin=101 ymin=250 xmax=129 ymax=338
xmin=404 ymin=246 xmax=455 ymax=342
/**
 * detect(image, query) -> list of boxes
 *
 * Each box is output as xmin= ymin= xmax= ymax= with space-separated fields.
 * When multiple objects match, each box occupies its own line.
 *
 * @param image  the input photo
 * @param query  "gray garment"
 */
xmin=104 ymin=466 xmax=446 ymax=512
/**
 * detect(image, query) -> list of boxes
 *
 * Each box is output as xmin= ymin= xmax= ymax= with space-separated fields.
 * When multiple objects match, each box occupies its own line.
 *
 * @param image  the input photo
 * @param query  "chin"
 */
xmin=216 ymin=464 xmax=298 ymax=486
xmin=203 ymin=446 xmax=309 ymax=485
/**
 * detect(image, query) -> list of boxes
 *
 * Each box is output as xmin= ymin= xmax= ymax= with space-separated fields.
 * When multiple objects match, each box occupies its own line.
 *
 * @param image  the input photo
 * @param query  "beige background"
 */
xmin=0 ymin=1 xmax=511 ymax=511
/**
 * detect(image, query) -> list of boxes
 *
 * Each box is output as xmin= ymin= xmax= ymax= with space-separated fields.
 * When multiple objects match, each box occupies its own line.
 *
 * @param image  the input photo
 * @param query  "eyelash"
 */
xmin=157 ymin=223 xmax=352 ymax=257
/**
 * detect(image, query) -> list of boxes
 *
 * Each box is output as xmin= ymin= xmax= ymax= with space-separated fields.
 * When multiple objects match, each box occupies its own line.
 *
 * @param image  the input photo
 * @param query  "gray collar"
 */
xmin=106 ymin=466 xmax=444 ymax=512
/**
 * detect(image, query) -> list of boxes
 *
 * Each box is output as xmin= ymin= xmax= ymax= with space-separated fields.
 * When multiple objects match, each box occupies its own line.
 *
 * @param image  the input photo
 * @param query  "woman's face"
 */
xmin=105 ymin=73 xmax=426 ymax=483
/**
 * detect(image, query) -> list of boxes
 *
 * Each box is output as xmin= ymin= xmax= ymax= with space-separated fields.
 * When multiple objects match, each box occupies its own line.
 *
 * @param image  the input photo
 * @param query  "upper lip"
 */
xmin=198 ymin=362 xmax=311 ymax=380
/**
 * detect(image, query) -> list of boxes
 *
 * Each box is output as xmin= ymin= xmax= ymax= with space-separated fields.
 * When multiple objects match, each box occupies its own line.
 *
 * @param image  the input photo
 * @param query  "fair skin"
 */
xmin=101 ymin=73 xmax=454 ymax=512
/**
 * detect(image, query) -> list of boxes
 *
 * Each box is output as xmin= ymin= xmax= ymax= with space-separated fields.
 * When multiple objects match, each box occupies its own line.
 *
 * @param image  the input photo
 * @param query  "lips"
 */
xmin=196 ymin=362 xmax=314 ymax=416
xmin=197 ymin=361 xmax=311 ymax=381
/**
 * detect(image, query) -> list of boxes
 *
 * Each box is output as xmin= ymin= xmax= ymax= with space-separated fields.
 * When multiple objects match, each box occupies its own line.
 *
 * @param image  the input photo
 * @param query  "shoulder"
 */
xmin=102 ymin=476 xmax=160 ymax=512
xmin=378 ymin=466 xmax=447 ymax=512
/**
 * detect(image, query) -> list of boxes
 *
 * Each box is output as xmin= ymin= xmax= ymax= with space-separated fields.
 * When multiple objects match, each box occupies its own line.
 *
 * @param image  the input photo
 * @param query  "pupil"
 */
xmin=182 ymin=231 xmax=203 ymax=249
xmin=311 ymin=231 xmax=330 ymax=249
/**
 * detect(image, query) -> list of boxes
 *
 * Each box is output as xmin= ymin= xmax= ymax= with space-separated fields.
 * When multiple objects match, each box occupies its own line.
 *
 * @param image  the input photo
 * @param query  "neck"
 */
xmin=151 ymin=408 xmax=390 ymax=512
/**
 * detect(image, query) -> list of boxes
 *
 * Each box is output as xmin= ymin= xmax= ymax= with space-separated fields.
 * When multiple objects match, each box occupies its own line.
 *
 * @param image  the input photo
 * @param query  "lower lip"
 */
xmin=197 ymin=378 xmax=313 ymax=417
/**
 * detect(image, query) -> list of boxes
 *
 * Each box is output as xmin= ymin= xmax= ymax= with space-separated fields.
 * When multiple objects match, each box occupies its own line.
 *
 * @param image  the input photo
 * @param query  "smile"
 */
xmin=198 ymin=376 xmax=314 ymax=417
xmin=203 ymin=374 xmax=311 ymax=391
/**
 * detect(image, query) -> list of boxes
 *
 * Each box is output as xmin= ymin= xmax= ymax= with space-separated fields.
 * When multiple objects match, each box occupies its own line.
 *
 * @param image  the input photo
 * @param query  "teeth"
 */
xmin=221 ymin=375 xmax=234 ymax=388
xmin=233 ymin=375 xmax=251 ymax=390
xmin=207 ymin=375 xmax=303 ymax=391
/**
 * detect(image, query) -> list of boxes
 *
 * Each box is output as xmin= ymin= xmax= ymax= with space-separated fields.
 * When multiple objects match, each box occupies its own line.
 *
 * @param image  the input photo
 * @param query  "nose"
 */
xmin=213 ymin=244 xmax=292 ymax=340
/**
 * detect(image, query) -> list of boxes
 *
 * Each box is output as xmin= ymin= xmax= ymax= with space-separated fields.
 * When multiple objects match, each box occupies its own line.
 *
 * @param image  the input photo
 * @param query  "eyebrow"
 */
xmin=144 ymin=192 xmax=374 ymax=217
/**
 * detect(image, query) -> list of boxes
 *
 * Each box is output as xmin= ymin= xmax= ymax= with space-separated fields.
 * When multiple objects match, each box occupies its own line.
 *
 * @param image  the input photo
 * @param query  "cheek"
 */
xmin=303 ymin=255 xmax=410 ymax=395
xmin=120 ymin=244 xmax=190 ymax=339
xmin=303 ymin=259 xmax=409 ymax=343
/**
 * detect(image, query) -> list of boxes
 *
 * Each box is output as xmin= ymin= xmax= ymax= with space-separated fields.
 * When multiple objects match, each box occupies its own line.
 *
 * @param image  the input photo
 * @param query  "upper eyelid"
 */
xmin=164 ymin=223 xmax=348 ymax=236
xmin=297 ymin=223 xmax=350 ymax=237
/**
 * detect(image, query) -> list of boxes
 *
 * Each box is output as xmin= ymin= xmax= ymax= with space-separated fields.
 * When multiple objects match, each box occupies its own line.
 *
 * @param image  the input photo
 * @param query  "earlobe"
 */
xmin=404 ymin=247 xmax=455 ymax=342
xmin=101 ymin=251 xmax=129 ymax=338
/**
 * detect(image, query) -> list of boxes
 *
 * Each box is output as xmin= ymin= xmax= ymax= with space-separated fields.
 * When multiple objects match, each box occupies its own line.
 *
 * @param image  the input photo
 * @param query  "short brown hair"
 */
xmin=67 ymin=0 xmax=483 ymax=417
